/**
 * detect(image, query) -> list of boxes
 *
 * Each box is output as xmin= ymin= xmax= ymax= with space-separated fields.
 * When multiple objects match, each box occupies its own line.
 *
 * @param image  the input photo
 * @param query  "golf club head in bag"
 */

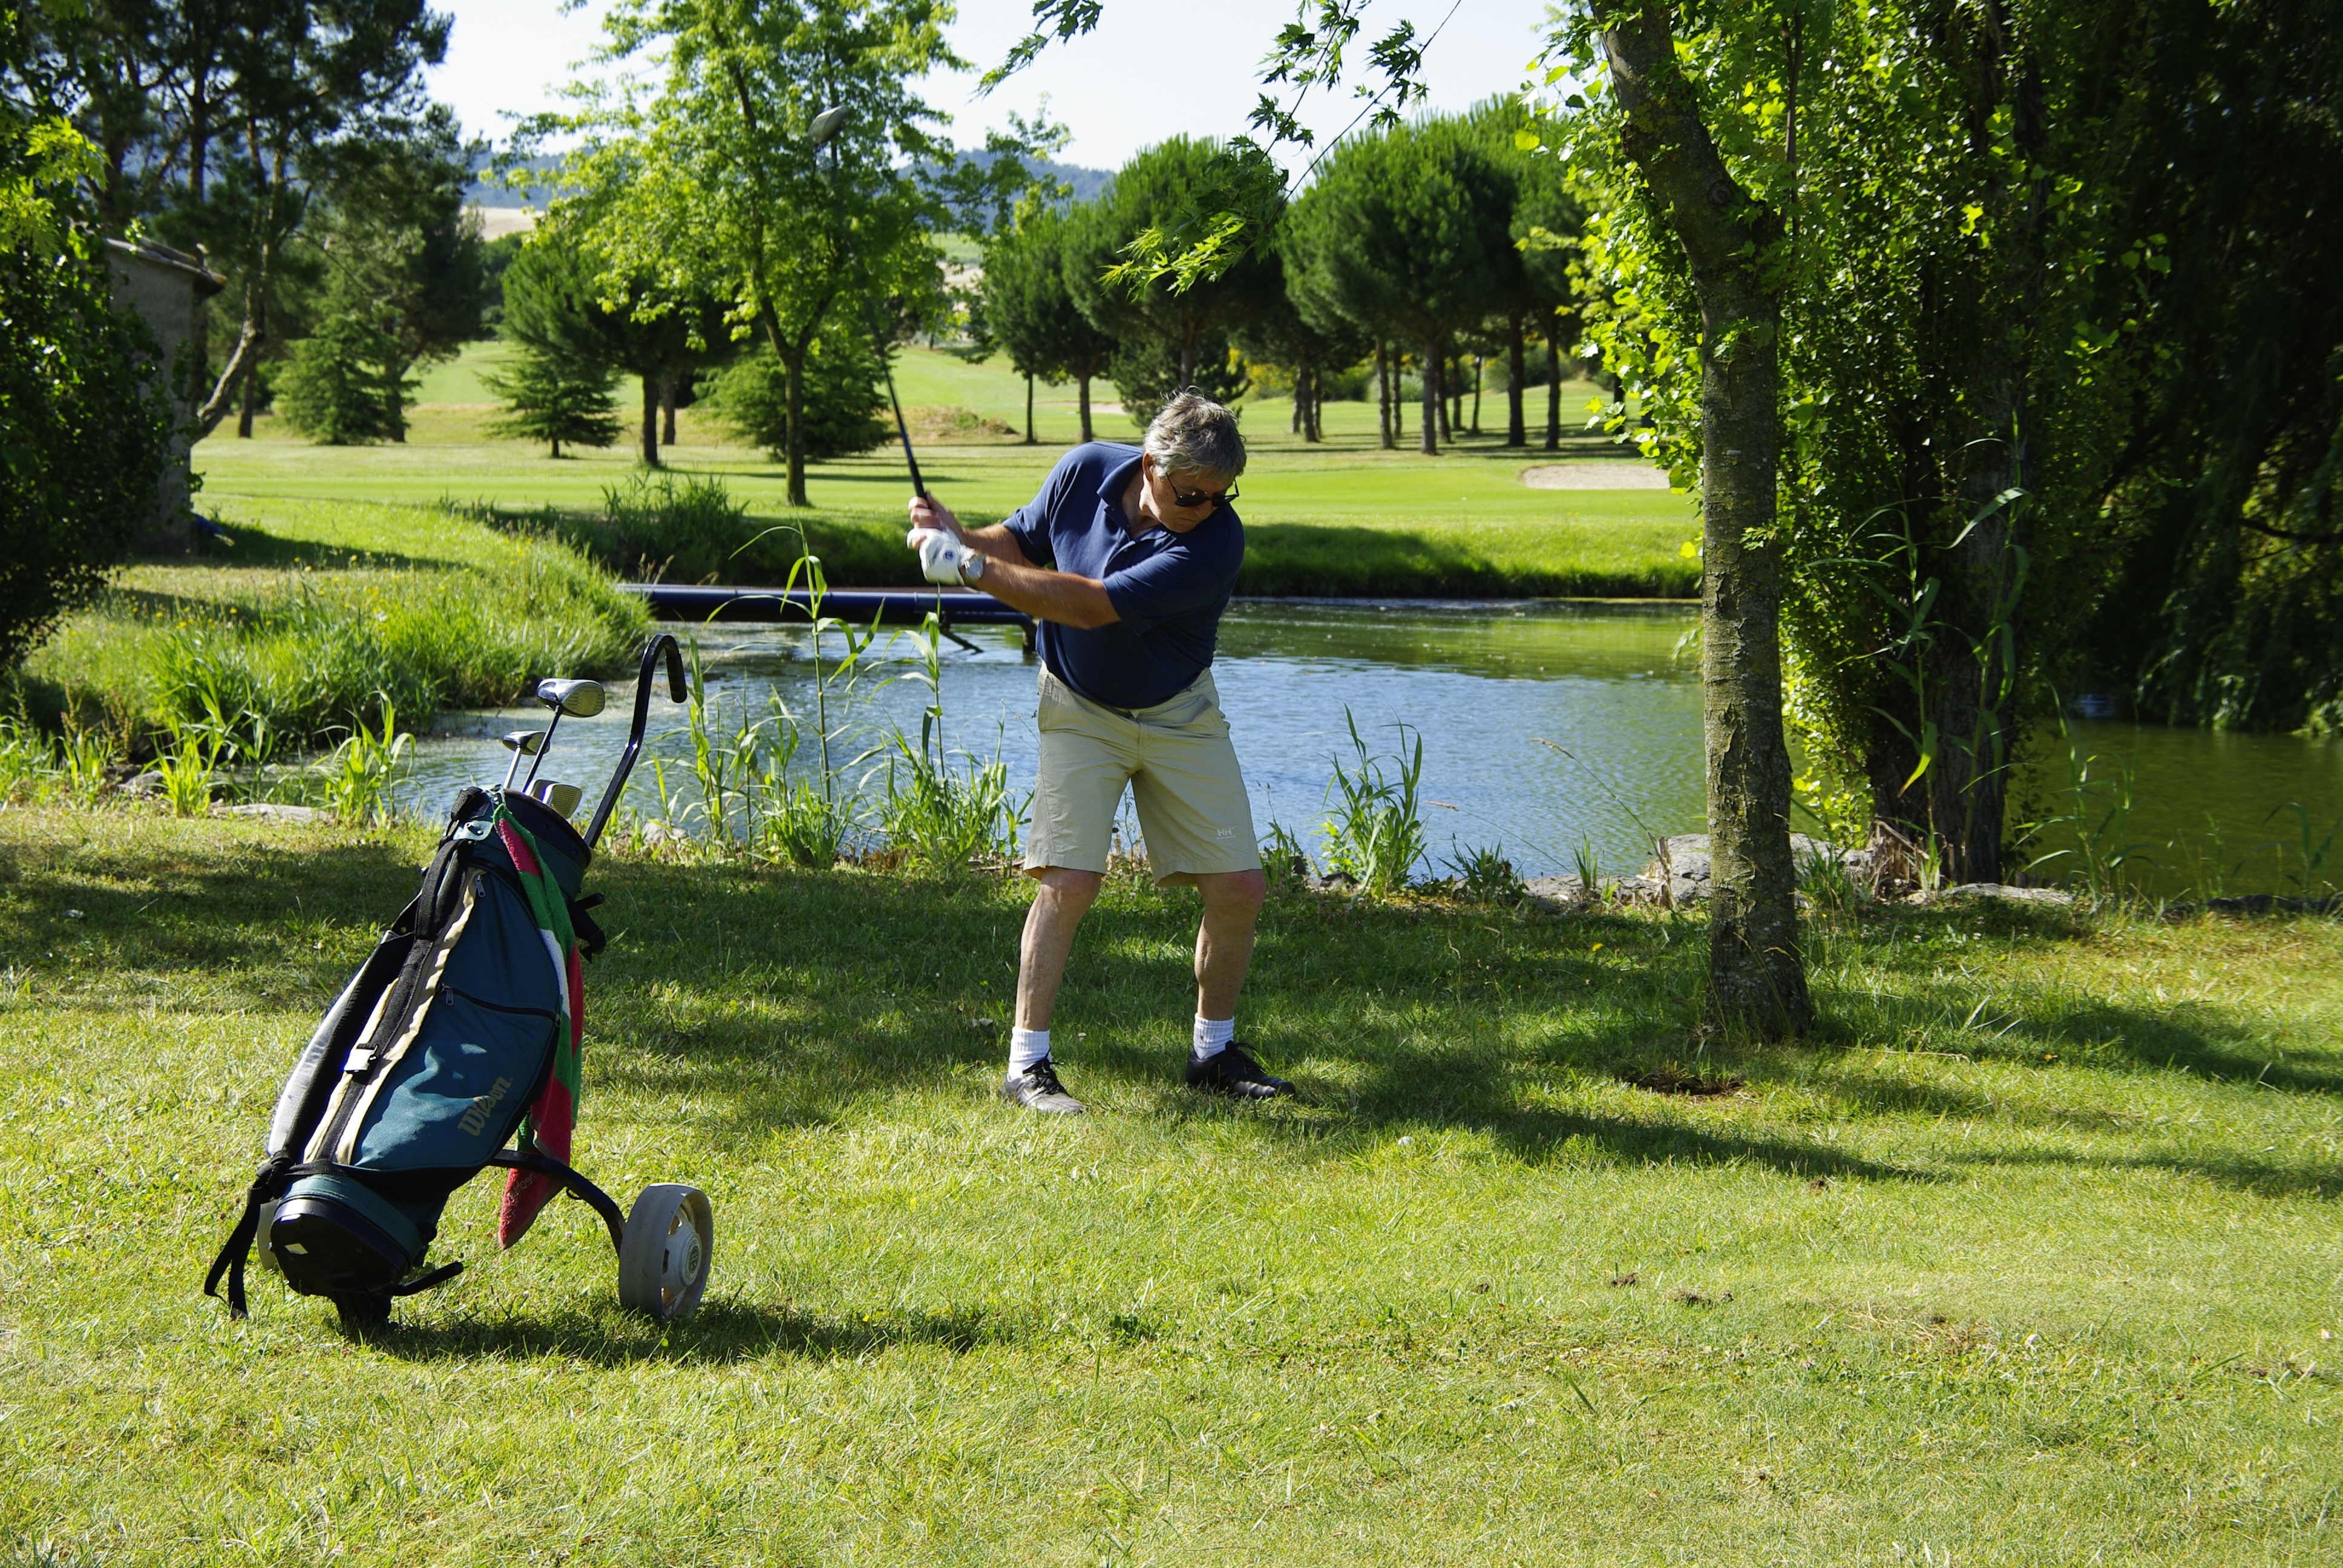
xmin=523 ymin=679 xmax=605 ymax=789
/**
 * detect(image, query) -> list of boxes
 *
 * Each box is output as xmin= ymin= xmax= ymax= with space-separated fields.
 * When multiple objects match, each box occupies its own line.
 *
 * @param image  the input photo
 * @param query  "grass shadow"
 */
xmin=370 ymin=1296 xmax=1028 ymax=1366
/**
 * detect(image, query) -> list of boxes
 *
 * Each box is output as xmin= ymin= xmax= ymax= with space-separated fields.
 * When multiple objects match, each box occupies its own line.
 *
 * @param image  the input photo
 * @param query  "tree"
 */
xmin=274 ymin=292 xmax=407 ymax=443
xmin=1548 ymin=1 xmax=1812 ymax=1037
xmin=541 ymin=0 xmax=966 ymax=507
xmin=702 ymin=325 xmax=889 ymax=463
xmin=22 ymin=1 xmax=454 ymax=439
xmin=484 ymin=347 xmax=620 ymax=458
xmin=1282 ymin=117 xmax=1517 ymax=457
xmin=977 ymin=200 xmax=1116 ymax=442
xmin=0 ymin=111 xmax=172 ymax=669
xmin=1241 ymin=249 xmax=1368 ymax=444
xmin=1064 ymin=139 xmax=1283 ymax=404
xmin=272 ymin=120 xmax=483 ymax=445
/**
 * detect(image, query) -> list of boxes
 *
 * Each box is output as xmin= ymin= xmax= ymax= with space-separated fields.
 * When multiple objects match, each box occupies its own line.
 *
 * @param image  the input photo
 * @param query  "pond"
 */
xmin=396 ymin=601 xmax=2341 ymax=897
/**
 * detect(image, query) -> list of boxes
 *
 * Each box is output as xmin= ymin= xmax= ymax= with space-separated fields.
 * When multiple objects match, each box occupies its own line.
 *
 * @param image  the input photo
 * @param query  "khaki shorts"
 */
xmin=1026 ymin=666 xmax=1260 ymax=882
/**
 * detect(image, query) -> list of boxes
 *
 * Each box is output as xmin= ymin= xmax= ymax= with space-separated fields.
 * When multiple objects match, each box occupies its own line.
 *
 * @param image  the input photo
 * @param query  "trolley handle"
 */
xmin=583 ymin=633 xmax=689 ymax=849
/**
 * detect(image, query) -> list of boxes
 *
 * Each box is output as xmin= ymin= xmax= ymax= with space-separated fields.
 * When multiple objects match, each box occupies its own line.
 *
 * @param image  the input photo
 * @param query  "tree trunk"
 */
xmin=234 ymin=283 xmax=267 ymax=439
xmin=236 ymin=351 xmax=260 ymax=437
xmin=762 ymin=307 xmax=811 ymax=506
xmin=1470 ymin=353 xmax=1483 ymax=435
xmin=662 ymin=374 xmax=678 ymax=445
xmin=1376 ymin=343 xmax=1393 ymax=449
xmin=1024 ymin=372 xmax=1035 ymax=443
xmin=1306 ymin=366 xmax=1322 ymax=442
xmin=1178 ymin=322 xmax=1197 ymax=392
xmin=1506 ymin=319 xmax=1527 ymax=446
xmin=1604 ymin=0 xmax=1810 ymax=1039
xmin=1078 ymin=374 xmax=1094 ymax=442
xmin=1420 ymin=335 xmax=1440 ymax=455
xmin=641 ymin=376 xmax=661 ymax=466
xmin=1545 ymin=319 xmax=1562 ymax=451
xmin=1433 ymin=348 xmax=1451 ymax=444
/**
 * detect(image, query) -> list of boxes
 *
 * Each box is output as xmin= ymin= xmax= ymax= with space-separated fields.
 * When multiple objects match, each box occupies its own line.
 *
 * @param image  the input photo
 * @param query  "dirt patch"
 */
xmin=1518 ymin=461 xmax=1673 ymax=490
xmin=1622 ymin=1065 xmax=1746 ymax=1097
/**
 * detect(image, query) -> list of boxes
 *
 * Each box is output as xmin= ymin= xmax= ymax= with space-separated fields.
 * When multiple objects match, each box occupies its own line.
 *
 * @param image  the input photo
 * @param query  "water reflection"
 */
xmin=396 ymin=602 xmax=2338 ymax=893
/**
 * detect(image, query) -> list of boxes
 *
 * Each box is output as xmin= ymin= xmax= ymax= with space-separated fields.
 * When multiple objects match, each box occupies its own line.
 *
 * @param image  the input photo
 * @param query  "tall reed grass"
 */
xmin=1320 ymin=710 xmax=1430 ymax=895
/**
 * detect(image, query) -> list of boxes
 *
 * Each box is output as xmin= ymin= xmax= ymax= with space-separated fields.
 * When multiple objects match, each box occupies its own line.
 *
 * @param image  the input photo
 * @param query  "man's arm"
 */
xmin=909 ymin=495 xmax=1119 ymax=630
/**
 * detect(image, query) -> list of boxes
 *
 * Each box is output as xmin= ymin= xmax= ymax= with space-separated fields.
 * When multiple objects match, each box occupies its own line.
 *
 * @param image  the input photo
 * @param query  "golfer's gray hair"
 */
xmin=1143 ymin=390 xmax=1247 ymax=479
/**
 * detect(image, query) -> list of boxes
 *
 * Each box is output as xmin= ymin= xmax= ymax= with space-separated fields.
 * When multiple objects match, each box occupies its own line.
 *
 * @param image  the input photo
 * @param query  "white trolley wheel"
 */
xmin=617 ymin=1183 xmax=714 ymax=1321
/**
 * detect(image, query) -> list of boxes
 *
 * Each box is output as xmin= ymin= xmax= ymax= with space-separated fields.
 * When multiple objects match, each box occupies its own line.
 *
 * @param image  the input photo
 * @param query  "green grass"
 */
xmin=1 ymin=808 xmax=2337 ymax=1563
xmin=202 ymin=344 xmax=1699 ymax=596
xmin=17 ymin=498 xmax=649 ymax=749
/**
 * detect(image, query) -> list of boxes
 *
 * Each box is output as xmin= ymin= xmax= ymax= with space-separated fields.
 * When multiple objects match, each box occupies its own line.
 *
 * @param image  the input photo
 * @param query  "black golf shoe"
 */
xmin=1001 ymin=1058 xmax=1086 ymax=1114
xmin=1185 ymin=1043 xmax=1293 ymax=1100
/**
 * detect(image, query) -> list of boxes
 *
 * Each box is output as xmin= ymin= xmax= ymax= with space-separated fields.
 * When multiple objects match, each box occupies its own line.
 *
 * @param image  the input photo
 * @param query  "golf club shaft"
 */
xmin=880 ymin=352 xmax=926 ymax=499
xmin=522 ymin=711 xmax=562 ymax=790
xmin=500 ymin=746 xmax=530 ymax=791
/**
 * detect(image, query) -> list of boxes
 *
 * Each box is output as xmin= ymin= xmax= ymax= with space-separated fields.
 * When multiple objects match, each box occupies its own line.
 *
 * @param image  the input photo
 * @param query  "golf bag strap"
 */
xmin=204 ymin=1158 xmax=294 ymax=1319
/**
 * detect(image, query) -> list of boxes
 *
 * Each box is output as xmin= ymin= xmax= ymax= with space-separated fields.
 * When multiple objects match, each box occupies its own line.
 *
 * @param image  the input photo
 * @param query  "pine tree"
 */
xmin=484 ymin=348 xmax=620 ymax=458
xmin=275 ymin=301 xmax=408 ymax=445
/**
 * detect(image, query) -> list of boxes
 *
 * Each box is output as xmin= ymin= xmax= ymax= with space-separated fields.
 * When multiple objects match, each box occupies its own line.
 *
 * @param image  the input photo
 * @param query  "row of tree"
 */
xmin=974 ymin=112 xmax=1585 ymax=456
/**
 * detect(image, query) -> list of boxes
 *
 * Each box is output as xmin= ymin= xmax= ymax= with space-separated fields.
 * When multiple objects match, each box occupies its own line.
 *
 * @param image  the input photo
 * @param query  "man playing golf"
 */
xmin=904 ymin=391 xmax=1289 ymax=1114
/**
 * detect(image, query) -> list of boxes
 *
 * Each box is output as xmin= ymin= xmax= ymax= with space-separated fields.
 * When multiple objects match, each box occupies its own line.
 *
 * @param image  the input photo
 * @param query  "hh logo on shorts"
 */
xmin=1214 ymin=828 xmax=1234 ymax=837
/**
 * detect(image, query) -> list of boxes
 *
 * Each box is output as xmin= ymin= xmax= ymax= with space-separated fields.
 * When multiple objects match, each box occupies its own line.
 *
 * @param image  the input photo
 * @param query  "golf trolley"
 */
xmin=206 ymin=634 xmax=715 ymax=1328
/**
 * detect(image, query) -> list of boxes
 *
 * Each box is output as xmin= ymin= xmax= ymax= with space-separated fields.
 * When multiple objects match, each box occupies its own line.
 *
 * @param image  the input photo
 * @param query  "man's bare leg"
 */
xmin=1001 ymin=867 xmax=1104 ymax=1112
xmin=1172 ymin=868 xmax=1287 ymax=1097
xmin=1187 ymin=868 xmax=1267 ymax=1018
xmin=1016 ymin=866 xmax=1104 ymax=1031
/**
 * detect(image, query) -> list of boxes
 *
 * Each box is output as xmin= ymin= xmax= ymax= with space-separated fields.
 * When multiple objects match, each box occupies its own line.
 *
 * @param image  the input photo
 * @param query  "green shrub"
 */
xmin=597 ymin=471 xmax=752 ymax=583
xmin=0 ymin=248 xmax=174 ymax=668
xmin=703 ymin=333 xmax=890 ymax=462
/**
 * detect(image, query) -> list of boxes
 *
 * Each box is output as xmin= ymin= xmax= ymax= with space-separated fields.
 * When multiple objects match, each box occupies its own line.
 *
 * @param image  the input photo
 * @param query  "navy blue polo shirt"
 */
xmin=1001 ymin=442 xmax=1244 ymax=711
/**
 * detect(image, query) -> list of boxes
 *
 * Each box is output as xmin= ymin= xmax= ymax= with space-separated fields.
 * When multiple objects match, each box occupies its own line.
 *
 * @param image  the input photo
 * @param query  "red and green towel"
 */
xmin=491 ymin=810 xmax=585 ymax=1247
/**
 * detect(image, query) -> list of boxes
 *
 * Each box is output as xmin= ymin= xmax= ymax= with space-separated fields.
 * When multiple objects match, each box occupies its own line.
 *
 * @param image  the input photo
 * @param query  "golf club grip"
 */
xmin=584 ymin=633 xmax=687 ymax=849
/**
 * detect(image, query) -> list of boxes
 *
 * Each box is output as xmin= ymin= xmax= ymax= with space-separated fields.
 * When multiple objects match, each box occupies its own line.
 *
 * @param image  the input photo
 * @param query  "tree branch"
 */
xmin=192 ymin=316 xmax=260 ymax=439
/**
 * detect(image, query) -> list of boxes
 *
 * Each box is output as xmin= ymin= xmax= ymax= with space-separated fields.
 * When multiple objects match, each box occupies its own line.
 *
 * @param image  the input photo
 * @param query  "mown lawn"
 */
xmin=1 ymin=808 xmax=2337 ymax=1564
xmin=194 ymin=344 xmax=1699 ymax=597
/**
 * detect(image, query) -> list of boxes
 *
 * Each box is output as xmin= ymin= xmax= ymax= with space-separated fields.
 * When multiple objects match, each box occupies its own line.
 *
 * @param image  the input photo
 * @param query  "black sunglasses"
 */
xmin=1165 ymin=478 xmax=1239 ymax=510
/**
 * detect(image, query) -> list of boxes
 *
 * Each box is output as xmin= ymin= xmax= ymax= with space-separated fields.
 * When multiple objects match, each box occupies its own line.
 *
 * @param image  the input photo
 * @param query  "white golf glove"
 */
xmin=906 ymin=526 xmax=985 ymax=585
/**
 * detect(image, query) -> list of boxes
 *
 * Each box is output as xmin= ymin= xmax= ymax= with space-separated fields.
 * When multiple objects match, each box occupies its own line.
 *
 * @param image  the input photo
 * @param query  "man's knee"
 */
xmin=1194 ymin=867 xmax=1266 ymax=919
xmin=1029 ymin=865 xmax=1105 ymax=914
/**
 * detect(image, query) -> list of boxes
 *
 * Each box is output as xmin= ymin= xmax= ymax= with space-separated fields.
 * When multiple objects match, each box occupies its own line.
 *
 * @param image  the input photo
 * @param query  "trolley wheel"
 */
xmin=617 ymin=1183 xmax=713 ymax=1321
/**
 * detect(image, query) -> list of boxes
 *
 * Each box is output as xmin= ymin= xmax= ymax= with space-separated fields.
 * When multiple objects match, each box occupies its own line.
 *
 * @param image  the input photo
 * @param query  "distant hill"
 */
xmin=466 ymin=147 xmax=1111 ymax=210
xmin=464 ymin=151 xmax=566 ymax=209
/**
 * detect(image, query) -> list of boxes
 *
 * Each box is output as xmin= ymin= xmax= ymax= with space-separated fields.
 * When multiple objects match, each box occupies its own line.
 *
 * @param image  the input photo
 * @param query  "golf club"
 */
xmin=810 ymin=104 xmax=928 ymax=500
xmin=523 ymin=678 xmax=606 ymax=790
xmin=528 ymin=779 xmax=584 ymax=818
xmin=499 ymin=729 xmax=546 ymax=791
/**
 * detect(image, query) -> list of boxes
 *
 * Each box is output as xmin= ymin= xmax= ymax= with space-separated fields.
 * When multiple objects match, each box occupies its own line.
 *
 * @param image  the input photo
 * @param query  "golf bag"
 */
xmin=205 ymin=635 xmax=712 ymax=1327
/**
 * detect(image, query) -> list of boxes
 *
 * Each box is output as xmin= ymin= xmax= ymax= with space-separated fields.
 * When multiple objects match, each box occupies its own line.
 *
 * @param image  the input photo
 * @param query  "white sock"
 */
xmin=1191 ymin=1015 xmax=1234 ymax=1062
xmin=1008 ymin=1027 xmax=1051 ymax=1076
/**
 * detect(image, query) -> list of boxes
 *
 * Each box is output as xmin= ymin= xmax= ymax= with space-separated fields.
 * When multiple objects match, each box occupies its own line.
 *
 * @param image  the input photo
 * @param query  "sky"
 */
xmin=423 ymin=0 xmax=1564 ymax=176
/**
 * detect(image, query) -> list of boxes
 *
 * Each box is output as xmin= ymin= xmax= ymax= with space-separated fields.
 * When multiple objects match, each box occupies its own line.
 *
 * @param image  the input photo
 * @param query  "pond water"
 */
xmin=396 ymin=601 xmax=2341 ymax=895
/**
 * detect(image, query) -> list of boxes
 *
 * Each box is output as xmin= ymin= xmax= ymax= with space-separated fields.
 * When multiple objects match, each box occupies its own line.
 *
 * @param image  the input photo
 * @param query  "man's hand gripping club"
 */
xmin=903 ymin=494 xmax=1120 ymax=630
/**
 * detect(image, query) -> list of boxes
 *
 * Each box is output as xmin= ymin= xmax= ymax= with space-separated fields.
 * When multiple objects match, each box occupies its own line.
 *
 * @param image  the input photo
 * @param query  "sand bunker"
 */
xmin=1518 ymin=461 xmax=1673 ymax=490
